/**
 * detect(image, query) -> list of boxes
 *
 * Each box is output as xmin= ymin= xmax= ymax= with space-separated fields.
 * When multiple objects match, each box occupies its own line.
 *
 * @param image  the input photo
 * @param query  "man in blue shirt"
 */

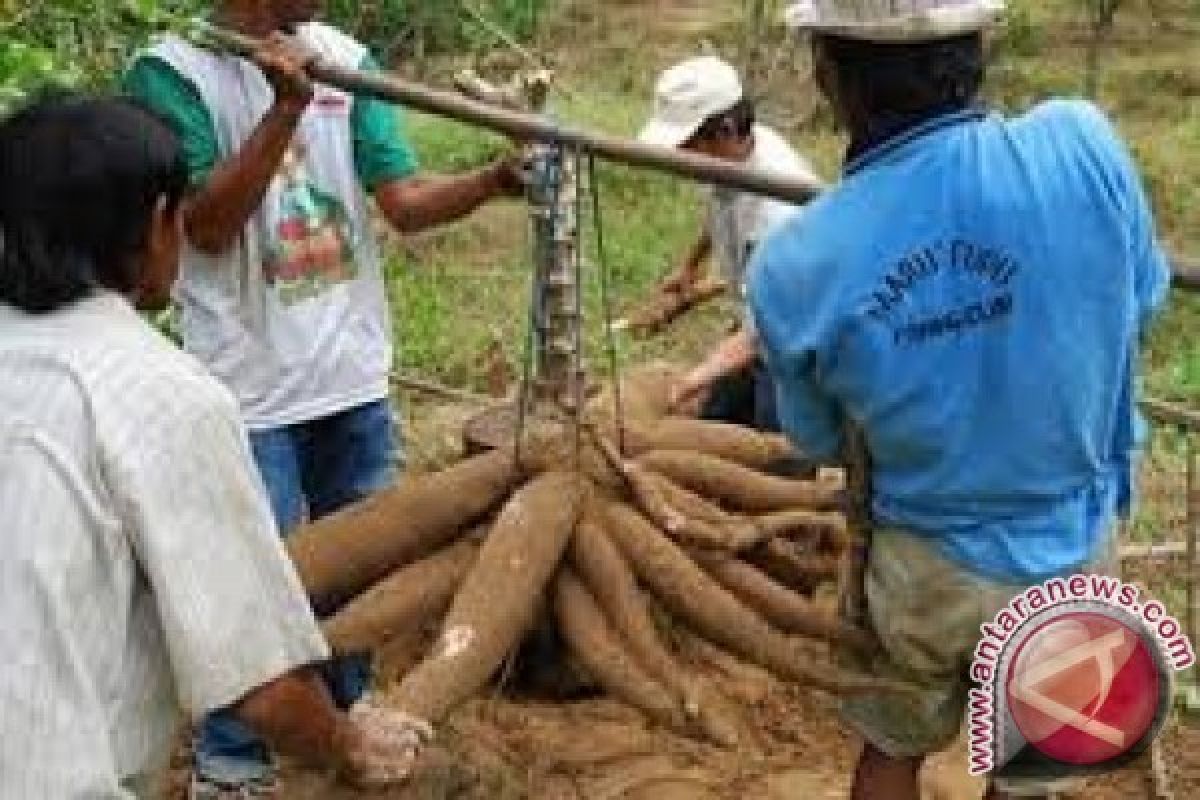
xmin=756 ymin=2 xmax=1170 ymax=798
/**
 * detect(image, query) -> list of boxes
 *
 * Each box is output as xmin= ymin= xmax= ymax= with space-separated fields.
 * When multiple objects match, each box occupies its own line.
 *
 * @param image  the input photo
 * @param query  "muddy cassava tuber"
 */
xmin=281 ymin=384 xmax=888 ymax=745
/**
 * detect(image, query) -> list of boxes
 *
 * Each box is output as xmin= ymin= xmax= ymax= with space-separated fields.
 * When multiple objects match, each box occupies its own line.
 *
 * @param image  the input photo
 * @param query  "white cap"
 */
xmin=785 ymin=0 xmax=1005 ymax=43
xmin=639 ymin=56 xmax=744 ymax=149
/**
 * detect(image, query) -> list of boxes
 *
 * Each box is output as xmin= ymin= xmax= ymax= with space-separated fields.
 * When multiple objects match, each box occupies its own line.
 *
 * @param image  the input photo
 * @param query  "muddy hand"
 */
xmin=335 ymin=702 xmax=433 ymax=789
xmin=491 ymin=145 xmax=538 ymax=197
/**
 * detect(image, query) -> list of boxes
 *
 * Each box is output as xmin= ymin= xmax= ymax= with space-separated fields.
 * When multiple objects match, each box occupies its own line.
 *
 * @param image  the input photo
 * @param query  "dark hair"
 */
xmin=689 ymin=94 xmax=757 ymax=144
xmin=819 ymin=32 xmax=984 ymax=118
xmin=0 ymin=93 xmax=187 ymax=313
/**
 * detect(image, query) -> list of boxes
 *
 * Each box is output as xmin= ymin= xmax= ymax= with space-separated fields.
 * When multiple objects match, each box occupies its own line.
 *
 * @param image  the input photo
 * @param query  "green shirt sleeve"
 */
xmin=353 ymin=53 xmax=420 ymax=190
xmin=122 ymin=56 xmax=219 ymax=187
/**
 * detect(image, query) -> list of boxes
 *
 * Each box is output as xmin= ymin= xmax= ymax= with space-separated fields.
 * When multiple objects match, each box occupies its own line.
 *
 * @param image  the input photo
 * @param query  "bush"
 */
xmin=0 ymin=1 xmax=202 ymax=109
xmin=324 ymin=0 xmax=549 ymax=65
xmin=995 ymin=4 xmax=1042 ymax=58
xmin=0 ymin=0 xmax=550 ymax=110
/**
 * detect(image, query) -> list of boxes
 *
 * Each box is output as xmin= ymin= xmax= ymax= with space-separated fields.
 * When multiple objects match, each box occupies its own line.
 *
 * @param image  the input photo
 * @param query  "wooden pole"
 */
xmin=1173 ymin=256 xmax=1200 ymax=293
xmin=196 ymin=23 xmax=824 ymax=205
xmin=1141 ymin=397 xmax=1200 ymax=430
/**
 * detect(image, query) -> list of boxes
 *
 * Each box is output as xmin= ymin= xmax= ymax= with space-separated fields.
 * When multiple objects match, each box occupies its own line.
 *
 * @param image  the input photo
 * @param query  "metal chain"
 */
xmin=513 ymin=145 xmax=563 ymax=467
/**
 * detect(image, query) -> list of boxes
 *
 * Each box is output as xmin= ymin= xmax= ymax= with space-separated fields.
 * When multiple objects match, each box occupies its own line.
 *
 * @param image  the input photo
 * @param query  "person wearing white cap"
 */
xmin=748 ymin=2 xmax=1170 ymax=799
xmin=639 ymin=56 xmax=822 ymax=430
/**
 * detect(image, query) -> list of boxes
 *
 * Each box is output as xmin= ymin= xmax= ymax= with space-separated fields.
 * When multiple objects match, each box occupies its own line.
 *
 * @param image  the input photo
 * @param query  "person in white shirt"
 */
xmin=0 ymin=94 xmax=427 ymax=798
xmin=639 ymin=56 xmax=823 ymax=429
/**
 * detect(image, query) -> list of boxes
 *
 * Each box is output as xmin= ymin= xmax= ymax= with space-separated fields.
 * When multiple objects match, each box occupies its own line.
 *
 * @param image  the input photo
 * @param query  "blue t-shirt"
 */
xmin=748 ymin=101 xmax=1170 ymax=583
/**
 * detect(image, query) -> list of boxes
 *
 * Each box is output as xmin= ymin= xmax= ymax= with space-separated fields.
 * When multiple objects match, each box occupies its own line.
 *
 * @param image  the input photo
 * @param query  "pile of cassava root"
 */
xmin=284 ymin=366 xmax=895 ymax=751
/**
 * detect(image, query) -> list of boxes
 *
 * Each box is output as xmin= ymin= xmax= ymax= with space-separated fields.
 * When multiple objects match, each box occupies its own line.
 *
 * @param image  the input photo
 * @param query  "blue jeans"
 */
xmin=194 ymin=399 xmax=401 ymax=785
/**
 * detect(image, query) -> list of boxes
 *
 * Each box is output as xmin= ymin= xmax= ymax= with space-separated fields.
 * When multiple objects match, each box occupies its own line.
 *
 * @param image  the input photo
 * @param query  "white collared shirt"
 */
xmin=0 ymin=291 xmax=328 ymax=798
xmin=708 ymin=124 xmax=822 ymax=306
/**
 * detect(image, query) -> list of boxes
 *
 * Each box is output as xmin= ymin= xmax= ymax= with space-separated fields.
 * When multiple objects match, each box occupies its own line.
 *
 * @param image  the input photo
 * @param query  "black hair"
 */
xmin=0 ymin=93 xmax=187 ymax=313
xmin=688 ymin=94 xmax=757 ymax=144
xmin=819 ymin=32 xmax=985 ymax=119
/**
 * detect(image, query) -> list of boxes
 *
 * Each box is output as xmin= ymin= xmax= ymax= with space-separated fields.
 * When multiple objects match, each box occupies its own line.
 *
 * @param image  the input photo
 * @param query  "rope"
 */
xmin=513 ymin=251 xmax=538 ymax=468
xmin=587 ymin=154 xmax=627 ymax=454
xmin=571 ymin=146 xmax=586 ymax=468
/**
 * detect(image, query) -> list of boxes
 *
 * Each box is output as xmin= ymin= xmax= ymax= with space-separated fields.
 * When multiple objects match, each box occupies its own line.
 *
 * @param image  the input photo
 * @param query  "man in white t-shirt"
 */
xmin=639 ymin=56 xmax=823 ymax=430
xmin=124 ymin=2 xmax=526 ymax=794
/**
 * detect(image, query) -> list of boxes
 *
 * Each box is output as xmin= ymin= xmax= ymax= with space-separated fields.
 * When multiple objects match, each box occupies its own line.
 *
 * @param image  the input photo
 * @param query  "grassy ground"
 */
xmin=383 ymin=0 xmax=1200 ymax=407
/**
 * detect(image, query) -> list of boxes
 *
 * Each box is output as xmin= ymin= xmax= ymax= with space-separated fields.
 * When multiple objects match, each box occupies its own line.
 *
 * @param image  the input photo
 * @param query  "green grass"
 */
xmin=383 ymin=0 xmax=1200 ymax=406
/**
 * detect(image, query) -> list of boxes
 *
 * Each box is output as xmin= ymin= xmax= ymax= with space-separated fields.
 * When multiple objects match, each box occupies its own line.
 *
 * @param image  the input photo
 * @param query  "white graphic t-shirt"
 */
xmin=152 ymin=23 xmax=392 ymax=429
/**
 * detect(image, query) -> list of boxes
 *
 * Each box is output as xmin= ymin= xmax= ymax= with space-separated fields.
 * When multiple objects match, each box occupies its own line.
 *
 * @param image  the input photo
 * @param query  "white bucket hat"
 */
xmin=785 ymin=0 xmax=1005 ymax=43
xmin=639 ymin=56 xmax=744 ymax=149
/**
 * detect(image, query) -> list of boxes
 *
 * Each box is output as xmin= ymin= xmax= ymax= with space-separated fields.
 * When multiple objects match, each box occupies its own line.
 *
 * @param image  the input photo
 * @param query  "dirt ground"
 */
xmin=250 ymin=635 xmax=1200 ymax=800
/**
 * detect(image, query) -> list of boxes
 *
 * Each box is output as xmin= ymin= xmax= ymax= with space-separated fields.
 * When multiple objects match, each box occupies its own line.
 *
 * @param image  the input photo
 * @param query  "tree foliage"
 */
xmin=0 ymin=0 xmax=548 ymax=110
xmin=0 ymin=0 xmax=198 ymax=106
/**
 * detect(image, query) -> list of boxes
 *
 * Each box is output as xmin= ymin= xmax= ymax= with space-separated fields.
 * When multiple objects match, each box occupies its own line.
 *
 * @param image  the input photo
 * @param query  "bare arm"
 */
xmin=233 ymin=667 xmax=429 ymax=787
xmin=693 ymin=328 xmax=758 ymax=384
xmin=374 ymin=159 xmax=520 ymax=235
xmin=184 ymin=34 xmax=315 ymax=255
xmin=232 ymin=668 xmax=343 ymax=771
xmin=186 ymin=106 xmax=306 ymax=253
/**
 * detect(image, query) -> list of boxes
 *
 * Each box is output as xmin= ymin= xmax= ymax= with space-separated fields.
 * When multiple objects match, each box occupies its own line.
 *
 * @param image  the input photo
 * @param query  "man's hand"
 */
xmin=490 ymin=147 xmax=535 ymax=197
xmin=183 ymin=33 xmax=316 ymax=253
xmin=255 ymin=32 xmax=316 ymax=116
xmin=333 ymin=703 xmax=433 ymax=789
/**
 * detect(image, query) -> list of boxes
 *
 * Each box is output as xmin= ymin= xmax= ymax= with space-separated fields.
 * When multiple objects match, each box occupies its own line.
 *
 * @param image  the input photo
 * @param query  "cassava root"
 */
xmin=323 ymin=539 xmax=479 ymax=655
xmin=289 ymin=449 xmax=520 ymax=606
xmin=283 ymin=386 xmax=882 ymax=743
xmin=554 ymin=569 xmax=688 ymax=733
xmin=387 ymin=472 xmax=582 ymax=724
xmin=600 ymin=500 xmax=897 ymax=697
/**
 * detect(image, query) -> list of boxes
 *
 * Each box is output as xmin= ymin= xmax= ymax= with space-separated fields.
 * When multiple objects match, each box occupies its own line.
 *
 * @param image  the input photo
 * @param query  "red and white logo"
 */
xmin=967 ymin=574 xmax=1192 ymax=779
xmin=1006 ymin=610 xmax=1161 ymax=766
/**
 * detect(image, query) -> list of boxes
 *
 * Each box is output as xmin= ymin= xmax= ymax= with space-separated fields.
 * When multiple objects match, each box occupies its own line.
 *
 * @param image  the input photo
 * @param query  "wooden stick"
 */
xmin=1172 ymin=255 xmax=1200 ymax=293
xmin=1141 ymin=396 xmax=1200 ymax=430
xmin=195 ymin=22 xmax=825 ymax=204
xmin=391 ymin=372 xmax=489 ymax=404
